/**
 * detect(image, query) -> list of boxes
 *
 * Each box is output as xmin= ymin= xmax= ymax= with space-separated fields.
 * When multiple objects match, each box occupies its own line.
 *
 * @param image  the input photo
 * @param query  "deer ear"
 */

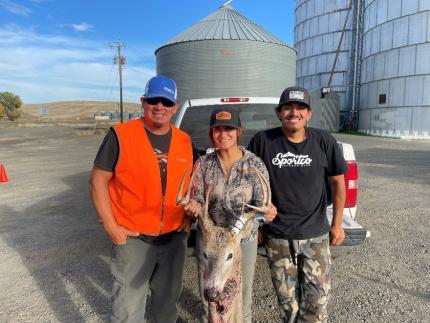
xmin=199 ymin=215 xmax=214 ymax=234
xmin=199 ymin=186 xmax=214 ymax=233
xmin=240 ymin=217 xmax=255 ymax=239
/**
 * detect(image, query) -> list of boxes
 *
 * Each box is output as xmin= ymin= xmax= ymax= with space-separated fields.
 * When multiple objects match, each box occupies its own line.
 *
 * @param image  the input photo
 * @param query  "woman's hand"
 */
xmin=184 ymin=199 xmax=201 ymax=218
xmin=264 ymin=204 xmax=277 ymax=223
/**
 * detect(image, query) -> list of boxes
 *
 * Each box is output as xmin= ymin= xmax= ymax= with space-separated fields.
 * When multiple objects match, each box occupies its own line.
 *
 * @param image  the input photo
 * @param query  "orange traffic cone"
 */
xmin=0 ymin=164 xmax=9 ymax=182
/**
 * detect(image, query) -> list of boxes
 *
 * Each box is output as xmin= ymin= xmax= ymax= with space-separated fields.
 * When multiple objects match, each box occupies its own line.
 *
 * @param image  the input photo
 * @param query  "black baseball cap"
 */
xmin=209 ymin=108 xmax=241 ymax=129
xmin=277 ymin=86 xmax=311 ymax=110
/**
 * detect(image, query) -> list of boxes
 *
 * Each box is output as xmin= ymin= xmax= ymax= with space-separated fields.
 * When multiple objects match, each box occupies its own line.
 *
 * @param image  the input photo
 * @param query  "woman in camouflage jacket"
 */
xmin=184 ymin=107 xmax=277 ymax=323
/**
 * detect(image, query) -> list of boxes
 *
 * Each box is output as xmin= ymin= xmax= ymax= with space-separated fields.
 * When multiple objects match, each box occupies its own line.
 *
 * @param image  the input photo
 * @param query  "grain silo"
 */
xmin=358 ymin=0 xmax=430 ymax=138
xmin=155 ymin=4 xmax=296 ymax=103
xmin=294 ymin=0 xmax=360 ymax=129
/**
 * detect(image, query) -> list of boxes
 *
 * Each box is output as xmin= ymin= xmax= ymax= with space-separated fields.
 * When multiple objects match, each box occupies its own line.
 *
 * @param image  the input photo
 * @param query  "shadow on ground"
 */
xmin=1 ymin=171 xmax=111 ymax=322
xmin=2 ymin=170 xmax=203 ymax=322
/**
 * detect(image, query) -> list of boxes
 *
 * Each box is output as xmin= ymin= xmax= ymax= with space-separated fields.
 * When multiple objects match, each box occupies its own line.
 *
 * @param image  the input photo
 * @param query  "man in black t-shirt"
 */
xmin=248 ymin=86 xmax=347 ymax=323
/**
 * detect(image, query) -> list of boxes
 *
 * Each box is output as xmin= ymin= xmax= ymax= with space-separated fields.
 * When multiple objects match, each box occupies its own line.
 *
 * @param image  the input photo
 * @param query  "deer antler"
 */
xmin=230 ymin=168 xmax=272 ymax=234
xmin=176 ymin=166 xmax=190 ymax=206
xmin=242 ymin=168 xmax=271 ymax=214
xmin=199 ymin=186 xmax=215 ymax=232
xmin=176 ymin=162 xmax=199 ymax=206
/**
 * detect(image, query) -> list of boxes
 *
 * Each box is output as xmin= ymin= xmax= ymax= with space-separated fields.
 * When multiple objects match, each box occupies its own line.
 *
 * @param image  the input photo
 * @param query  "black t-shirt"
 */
xmin=93 ymin=129 xmax=120 ymax=172
xmin=94 ymin=127 xmax=200 ymax=195
xmin=94 ymin=127 xmax=172 ymax=194
xmin=248 ymin=127 xmax=348 ymax=239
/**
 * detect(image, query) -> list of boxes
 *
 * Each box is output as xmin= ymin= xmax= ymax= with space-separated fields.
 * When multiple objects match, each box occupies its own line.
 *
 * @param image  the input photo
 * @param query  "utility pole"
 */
xmin=109 ymin=42 xmax=126 ymax=123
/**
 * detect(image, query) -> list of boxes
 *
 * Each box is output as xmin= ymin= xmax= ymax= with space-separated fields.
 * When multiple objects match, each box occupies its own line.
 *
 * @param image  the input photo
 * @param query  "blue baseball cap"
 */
xmin=143 ymin=75 xmax=177 ymax=104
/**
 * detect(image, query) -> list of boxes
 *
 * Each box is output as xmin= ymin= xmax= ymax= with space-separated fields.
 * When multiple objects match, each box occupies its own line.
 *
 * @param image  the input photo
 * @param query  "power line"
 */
xmin=107 ymin=71 xmax=118 ymax=102
xmin=101 ymin=62 xmax=117 ymax=102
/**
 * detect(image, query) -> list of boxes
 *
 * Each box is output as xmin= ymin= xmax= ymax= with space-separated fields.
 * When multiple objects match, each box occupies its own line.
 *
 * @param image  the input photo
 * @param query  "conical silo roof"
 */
xmin=156 ymin=4 xmax=290 ymax=52
xmin=155 ymin=3 xmax=297 ymax=102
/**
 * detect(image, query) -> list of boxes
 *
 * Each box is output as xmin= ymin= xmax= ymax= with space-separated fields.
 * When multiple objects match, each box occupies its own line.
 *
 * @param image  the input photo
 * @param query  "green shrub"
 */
xmin=0 ymin=92 xmax=23 ymax=121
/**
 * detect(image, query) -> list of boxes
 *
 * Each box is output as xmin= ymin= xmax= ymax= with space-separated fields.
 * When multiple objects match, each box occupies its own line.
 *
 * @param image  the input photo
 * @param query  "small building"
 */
xmin=94 ymin=111 xmax=111 ymax=120
xmin=307 ymin=87 xmax=340 ymax=132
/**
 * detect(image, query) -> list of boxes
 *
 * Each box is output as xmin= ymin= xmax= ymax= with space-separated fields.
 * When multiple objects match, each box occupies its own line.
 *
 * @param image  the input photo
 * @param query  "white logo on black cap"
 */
xmin=289 ymin=91 xmax=304 ymax=100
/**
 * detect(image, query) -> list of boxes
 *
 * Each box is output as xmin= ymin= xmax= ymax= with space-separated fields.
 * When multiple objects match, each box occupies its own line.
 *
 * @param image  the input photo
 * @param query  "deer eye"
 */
xmin=227 ymin=253 xmax=233 ymax=260
xmin=203 ymin=252 xmax=208 ymax=259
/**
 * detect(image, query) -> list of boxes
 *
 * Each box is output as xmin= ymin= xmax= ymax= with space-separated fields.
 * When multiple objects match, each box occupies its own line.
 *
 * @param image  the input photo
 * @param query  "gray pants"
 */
xmin=110 ymin=232 xmax=188 ymax=323
xmin=265 ymin=233 xmax=331 ymax=323
xmin=196 ymin=229 xmax=258 ymax=323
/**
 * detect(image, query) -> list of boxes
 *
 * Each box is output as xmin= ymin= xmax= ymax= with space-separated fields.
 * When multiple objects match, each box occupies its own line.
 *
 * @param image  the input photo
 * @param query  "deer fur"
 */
xmin=199 ymin=195 xmax=252 ymax=323
xmin=178 ymin=168 xmax=271 ymax=323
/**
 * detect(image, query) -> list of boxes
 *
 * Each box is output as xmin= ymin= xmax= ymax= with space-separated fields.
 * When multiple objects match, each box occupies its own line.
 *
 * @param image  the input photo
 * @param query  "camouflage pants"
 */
xmin=265 ymin=233 xmax=331 ymax=323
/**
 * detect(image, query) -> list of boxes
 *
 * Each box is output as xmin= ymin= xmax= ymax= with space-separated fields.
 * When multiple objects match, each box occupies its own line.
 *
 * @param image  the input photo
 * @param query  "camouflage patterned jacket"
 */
xmin=190 ymin=147 xmax=270 ymax=244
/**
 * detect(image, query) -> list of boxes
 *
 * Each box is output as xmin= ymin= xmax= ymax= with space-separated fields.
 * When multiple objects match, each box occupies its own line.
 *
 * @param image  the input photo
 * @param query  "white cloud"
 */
xmin=0 ymin=24 xmax=156 ymax=103
xmin=0 ymin=24 xmax=95 ymax=46
xmin=58 ymin=22 xmax=95 ymax=32
xmin=70 ymin=22 xmax=94 ymax=32
xmin=0 ymin=0 xmax=32 ymax=16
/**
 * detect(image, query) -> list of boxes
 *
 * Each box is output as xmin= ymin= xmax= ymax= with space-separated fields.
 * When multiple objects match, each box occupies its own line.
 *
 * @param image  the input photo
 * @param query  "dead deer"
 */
xmin=177 ymin=167 xmax=271 ymax=323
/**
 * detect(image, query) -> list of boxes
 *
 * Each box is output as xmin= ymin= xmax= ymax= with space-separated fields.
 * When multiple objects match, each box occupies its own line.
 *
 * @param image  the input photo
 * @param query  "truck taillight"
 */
xmin=344 ymin=161 xmax=358 ymax=208
xmin=220 ymin=97 xmax=249 ymax=103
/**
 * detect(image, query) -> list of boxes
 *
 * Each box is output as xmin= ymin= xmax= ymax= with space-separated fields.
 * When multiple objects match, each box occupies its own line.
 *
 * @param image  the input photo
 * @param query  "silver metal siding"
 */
xmin=156 ymin=40 xmax=296 ymax=102
xmin=358 ymin=0 xmax=430 ymax=138
xmin=307 ymin=88 xmax=341 ymax=132
xmin=295 ymin=0 xmax=356 ymax=119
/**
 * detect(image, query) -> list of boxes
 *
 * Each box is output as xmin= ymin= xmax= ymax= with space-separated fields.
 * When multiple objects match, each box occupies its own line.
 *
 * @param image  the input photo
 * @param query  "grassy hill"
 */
xmin=21 ymin=101 xmax=141 ymax=121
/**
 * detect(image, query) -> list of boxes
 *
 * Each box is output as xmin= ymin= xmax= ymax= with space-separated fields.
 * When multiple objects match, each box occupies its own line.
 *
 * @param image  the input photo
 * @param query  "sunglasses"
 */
xmin=145 ymin=97 xmax=175 ymax=108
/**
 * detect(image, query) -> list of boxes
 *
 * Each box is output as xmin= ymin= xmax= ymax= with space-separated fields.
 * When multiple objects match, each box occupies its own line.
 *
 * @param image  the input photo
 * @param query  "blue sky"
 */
xmin=0 ymin=0 xmax=295 ymax=104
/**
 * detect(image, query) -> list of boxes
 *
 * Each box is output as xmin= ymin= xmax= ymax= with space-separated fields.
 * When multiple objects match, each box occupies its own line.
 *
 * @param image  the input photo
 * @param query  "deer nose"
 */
xmin=204 ymin=288 xmax=219 ymax=302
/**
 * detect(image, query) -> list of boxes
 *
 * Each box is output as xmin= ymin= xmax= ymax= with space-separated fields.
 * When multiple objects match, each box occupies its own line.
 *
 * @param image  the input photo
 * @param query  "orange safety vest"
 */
xmin=108 ymin=119 xmax=193 ymax=235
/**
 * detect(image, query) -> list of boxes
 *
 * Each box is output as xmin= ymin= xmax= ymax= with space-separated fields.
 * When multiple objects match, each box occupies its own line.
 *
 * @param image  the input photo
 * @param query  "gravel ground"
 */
xmin=0 ymin=127 xmax=429 ymax=322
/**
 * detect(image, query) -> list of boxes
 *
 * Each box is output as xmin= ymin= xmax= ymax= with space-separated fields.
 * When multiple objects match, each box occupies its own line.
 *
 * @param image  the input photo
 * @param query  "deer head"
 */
xmin=197 ymin=168 xmax=271 ymax=317
xmin=176 ymin=166 xmax=271 ymax=317
xmin=198 ymin=186 xmax=246 ymax=317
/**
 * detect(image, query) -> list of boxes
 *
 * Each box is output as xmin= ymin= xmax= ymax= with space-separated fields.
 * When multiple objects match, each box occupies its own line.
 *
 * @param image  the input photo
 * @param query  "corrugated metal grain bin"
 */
xmin=294 ymin=0 xmax=358 ymax=126
xmin=155 ymin=5 xmax=297 ymax=103
xmin=358 ymin=0 xmax=430 ymax=138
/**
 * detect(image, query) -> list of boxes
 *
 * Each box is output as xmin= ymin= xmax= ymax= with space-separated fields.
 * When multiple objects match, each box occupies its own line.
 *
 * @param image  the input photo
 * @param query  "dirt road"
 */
xmin=0 ymin=127 xmax=429 ymax=322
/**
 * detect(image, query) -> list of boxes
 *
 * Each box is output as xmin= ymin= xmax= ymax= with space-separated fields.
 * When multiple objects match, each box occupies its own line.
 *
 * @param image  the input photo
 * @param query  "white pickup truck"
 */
xmin=174 ymin=96 xmax=369 ymax=257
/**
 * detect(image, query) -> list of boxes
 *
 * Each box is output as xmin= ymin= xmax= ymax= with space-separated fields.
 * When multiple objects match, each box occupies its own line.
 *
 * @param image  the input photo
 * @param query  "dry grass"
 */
xmin=21 ymin=101 xmax=141 ymax=121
